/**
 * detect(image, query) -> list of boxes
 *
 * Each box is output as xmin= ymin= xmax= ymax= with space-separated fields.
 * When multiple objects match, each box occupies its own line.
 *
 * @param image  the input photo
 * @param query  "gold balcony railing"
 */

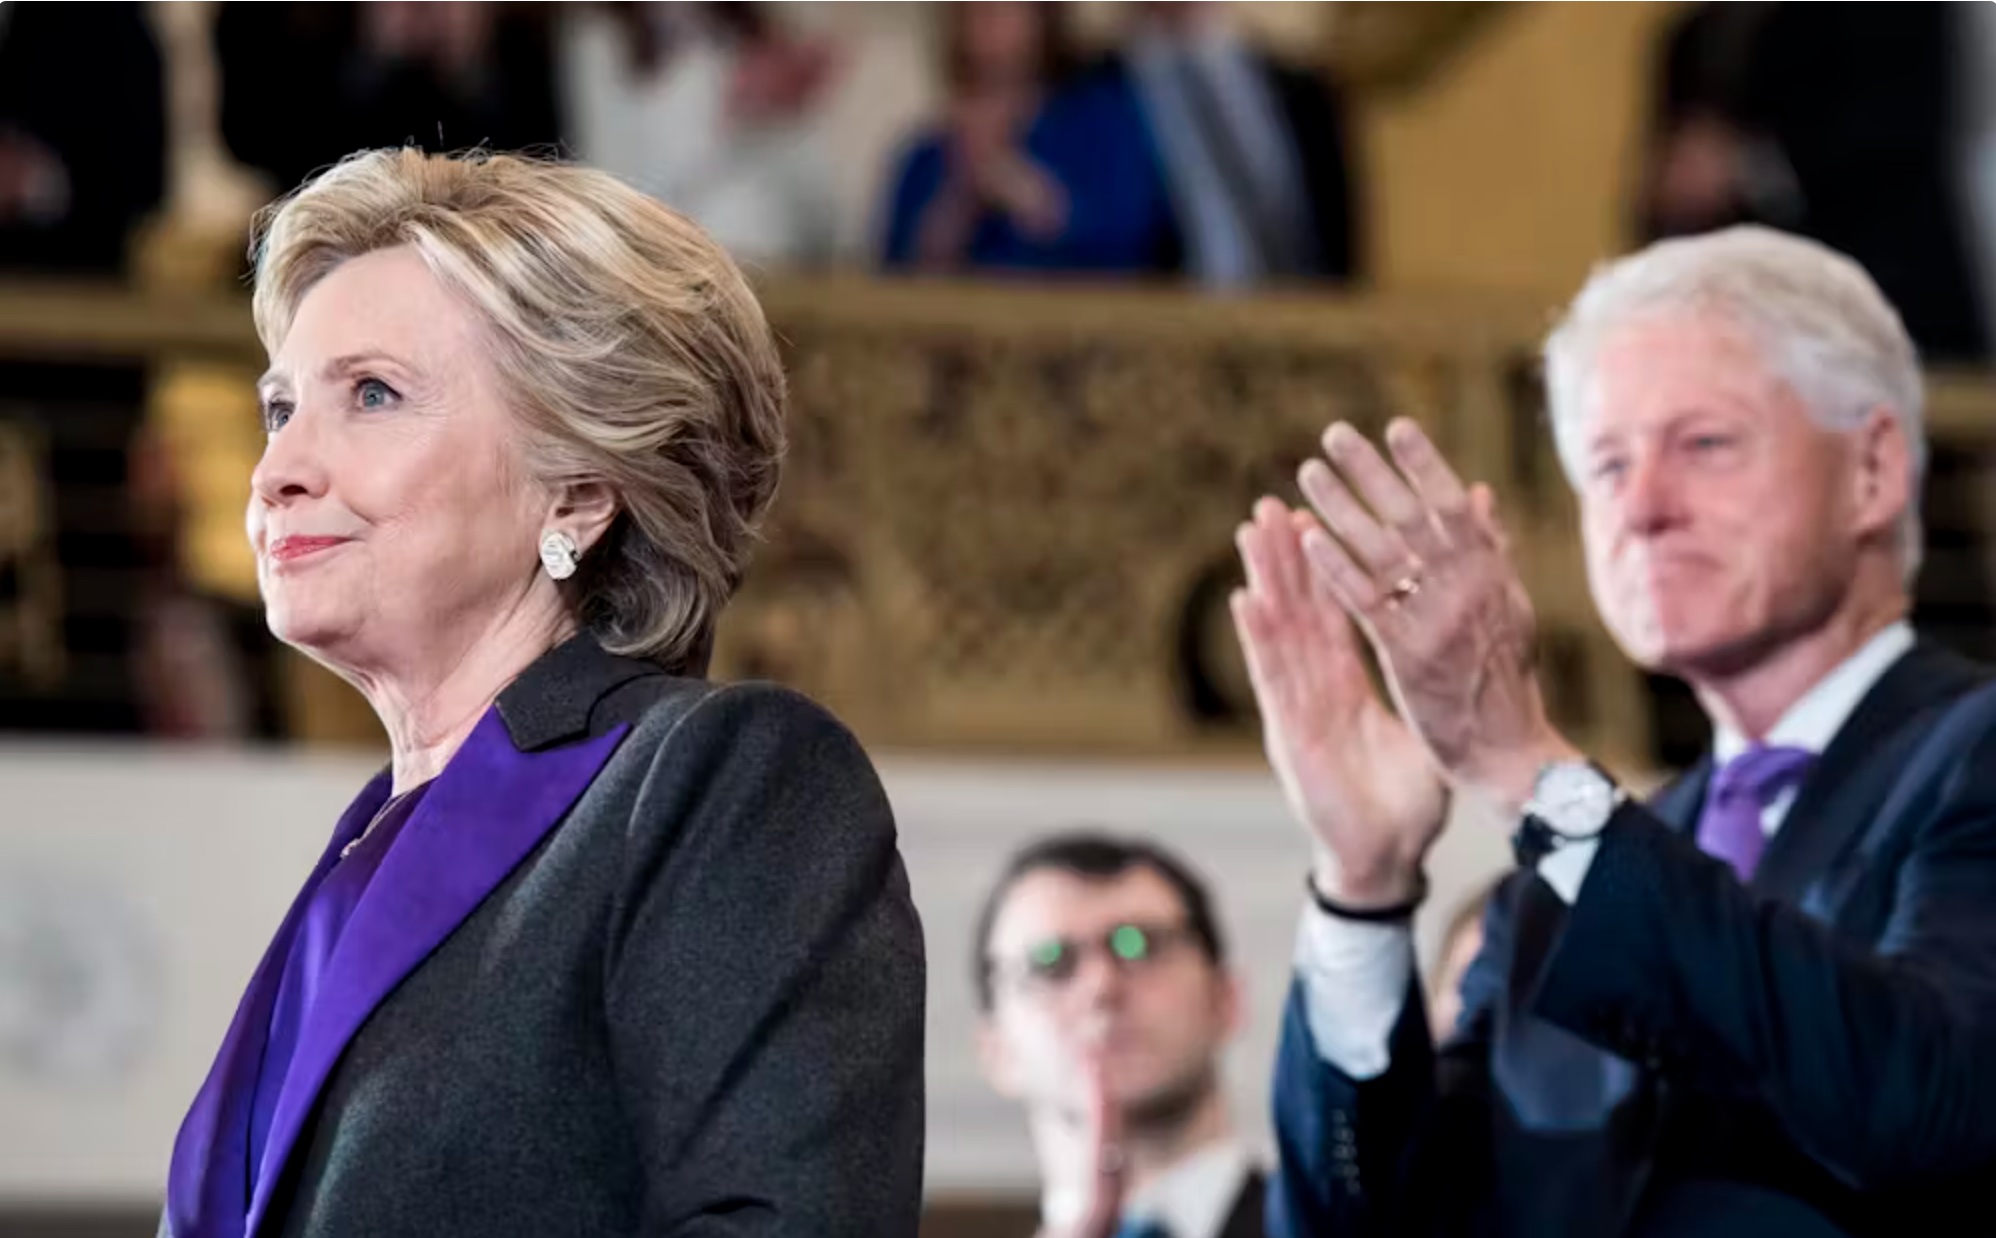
xmin=2 ymin=278 xmax=1992 ymax=777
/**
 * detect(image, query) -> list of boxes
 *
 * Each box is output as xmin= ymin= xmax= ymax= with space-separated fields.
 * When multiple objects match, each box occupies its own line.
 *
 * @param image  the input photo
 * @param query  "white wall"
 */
xmin=0 ymin=741 xmax=1510 ymax=1205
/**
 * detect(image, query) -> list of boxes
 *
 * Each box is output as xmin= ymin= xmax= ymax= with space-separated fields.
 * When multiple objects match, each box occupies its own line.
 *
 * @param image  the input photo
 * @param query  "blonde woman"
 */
xmin=161 ymin=148 xmax=924 ymax=1238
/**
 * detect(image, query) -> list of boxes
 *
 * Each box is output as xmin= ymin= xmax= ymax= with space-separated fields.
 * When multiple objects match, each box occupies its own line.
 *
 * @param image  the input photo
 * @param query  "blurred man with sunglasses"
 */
xmin=973 ymin=832 xmax=1265 ymax=1238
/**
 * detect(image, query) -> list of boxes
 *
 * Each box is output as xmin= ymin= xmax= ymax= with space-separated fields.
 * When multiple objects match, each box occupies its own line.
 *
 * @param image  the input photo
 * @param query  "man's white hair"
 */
xmin=1542 ymin=225 xmax=1927 ymax=579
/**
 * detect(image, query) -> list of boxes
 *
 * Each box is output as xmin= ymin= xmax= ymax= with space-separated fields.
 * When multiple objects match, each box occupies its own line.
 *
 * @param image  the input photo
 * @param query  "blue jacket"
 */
xmin=881 ymin=73 xmax=1176 ymax=274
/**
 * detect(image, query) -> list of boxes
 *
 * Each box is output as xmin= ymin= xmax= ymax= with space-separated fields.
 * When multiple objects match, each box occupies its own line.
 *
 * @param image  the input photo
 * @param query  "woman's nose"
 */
xmin=248 ymin=410 xmax=330 ymax=508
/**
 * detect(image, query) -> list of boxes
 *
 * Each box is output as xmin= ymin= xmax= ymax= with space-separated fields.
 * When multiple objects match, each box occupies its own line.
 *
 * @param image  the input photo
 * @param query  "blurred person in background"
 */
xmin=0 ymin=1 xmax=165 ymax=276
xmin=559 ymin=2 xmax=844 ymax=271
xmin=881 ymin=2 xmax=1175 ymax=275
xmin=161 ymin=148 xmax=923 ymax=1238
xmin=1638 ymin=4 xmax=1990 ymax=363
xmin=213 ymin=3 xmax=561 ymax=201
xmin=974 ymin=831 xmax=1267 ymax=1238
xmin=1103 ymin=1 xmax=1359 ymax=289
xmin=0 ymin=2 xmax=168 ymax=734
xmin=1635 ymin=3 xmax=1783 ymax=242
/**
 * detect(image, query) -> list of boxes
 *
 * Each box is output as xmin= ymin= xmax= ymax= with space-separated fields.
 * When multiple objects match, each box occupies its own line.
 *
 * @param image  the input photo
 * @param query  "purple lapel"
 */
xmin=165 ymin=771 xmax=392 ymax=1238
xmin=241 ymin=708 xmax=628 ymax=1237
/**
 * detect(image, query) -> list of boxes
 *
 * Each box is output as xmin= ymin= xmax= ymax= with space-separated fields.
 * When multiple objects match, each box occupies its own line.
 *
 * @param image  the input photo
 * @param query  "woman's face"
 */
xmin=955 ymin=2 xmax=1046 ymax=92
xmin=249 ymin=245 xmax=556 ymax=676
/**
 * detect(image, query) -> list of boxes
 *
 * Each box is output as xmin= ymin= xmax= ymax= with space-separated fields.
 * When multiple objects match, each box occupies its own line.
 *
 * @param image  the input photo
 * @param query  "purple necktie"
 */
xmin=1697 ymin=745 xmax=1815 ymax=880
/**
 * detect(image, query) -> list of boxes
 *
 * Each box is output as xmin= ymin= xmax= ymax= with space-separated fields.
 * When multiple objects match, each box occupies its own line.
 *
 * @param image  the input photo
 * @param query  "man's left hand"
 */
xmin=1293 ymin=417 xmax=1582 ymax=809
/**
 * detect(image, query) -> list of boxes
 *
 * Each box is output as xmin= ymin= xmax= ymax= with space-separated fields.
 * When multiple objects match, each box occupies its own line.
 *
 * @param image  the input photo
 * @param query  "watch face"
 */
xmin=1532 ymin=763 xmax=1617 ymax=837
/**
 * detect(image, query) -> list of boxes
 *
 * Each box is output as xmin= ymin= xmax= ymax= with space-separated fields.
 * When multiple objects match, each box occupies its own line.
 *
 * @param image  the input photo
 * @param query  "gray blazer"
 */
xmin=162 ymin=635 xmax=926 ymax=1238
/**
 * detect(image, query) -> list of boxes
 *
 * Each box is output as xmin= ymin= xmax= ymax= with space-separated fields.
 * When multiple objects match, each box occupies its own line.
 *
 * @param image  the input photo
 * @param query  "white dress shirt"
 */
xmin=1296 ymin=621 xmax=1916 ymax=1079
xmin=1041 ymin=1138 xmax=1255 ymax=1238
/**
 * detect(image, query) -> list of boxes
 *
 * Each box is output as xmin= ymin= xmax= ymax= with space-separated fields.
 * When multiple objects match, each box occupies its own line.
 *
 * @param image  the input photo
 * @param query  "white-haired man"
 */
xmin=1233 ymin=226 xmax=1996 ymax=1237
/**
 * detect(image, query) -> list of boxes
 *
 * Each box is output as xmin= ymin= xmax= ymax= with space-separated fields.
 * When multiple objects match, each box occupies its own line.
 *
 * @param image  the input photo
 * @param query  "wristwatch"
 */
xmin=1512 ymin=759 xmax=1627 ymax=866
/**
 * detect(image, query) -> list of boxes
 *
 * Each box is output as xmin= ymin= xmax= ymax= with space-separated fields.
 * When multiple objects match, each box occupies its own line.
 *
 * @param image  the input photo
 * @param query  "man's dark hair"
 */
xmin=972 ymin=830 xmax=1227 ymax=1011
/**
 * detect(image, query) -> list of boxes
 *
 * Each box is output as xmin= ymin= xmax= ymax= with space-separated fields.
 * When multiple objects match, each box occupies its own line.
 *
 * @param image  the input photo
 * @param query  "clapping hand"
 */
xmin=1291 ymin=419 xmax=1579 ymax=808
xmin=1232 ymin=499 xmax=1448 ymax=908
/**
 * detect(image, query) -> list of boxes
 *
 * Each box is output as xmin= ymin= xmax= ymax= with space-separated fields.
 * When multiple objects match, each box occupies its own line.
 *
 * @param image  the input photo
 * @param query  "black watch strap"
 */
xmin=1513 ymin=807 xmax=1616 ymax=868
xmin=1512 ymin=815 xmax=1563 ymax=868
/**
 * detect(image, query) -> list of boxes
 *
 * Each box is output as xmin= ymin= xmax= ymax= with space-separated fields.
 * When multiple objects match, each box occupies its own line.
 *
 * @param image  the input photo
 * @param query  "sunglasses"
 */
xmin=992 ymin=921 xmax=1197 ymax=991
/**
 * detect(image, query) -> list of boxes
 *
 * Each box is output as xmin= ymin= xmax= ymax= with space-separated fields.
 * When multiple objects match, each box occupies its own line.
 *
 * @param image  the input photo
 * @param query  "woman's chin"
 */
xmin=263 ymin=606 xmax=356 ymax=659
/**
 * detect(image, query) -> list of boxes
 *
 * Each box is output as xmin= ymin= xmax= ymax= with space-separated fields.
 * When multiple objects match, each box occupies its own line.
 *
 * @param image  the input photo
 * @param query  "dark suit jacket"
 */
xmin=879 ymin=71 xmax=1179 ymax=274
xmin=1258 ymin=60 xmax=1360 ymax=283
xmin=1095 ymin=51 xmax=1360 ymax=283
xmin=1269 ymin=640 xmax=1996 ymax=1236
xmin=163 ymin=636 xmax=925 ymax=1237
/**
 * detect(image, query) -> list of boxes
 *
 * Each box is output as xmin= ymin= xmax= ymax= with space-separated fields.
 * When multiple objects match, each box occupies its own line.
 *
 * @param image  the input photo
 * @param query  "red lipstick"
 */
xmin=268 ymin=536 xmax=352 ymax=563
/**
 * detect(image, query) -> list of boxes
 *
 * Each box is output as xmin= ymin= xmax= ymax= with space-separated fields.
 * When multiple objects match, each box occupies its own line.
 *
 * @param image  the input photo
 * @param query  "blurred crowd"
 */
xmin=7 ymin=1 xmax=1996 ymax=354
xmin=5 ymin=2 xmax=1996 ymax=351
xmin=0 ymin=0 xmax=1358 ymax=290
xmin=6 ymin=0 xmax=1996 ymax=745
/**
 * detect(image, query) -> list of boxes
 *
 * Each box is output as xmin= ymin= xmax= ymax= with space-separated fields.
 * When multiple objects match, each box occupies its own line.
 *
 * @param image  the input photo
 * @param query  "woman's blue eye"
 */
xmin=357 ymin=378 xmax=396 ymax=409
xmin=262 ymin=401 xmax=294 ymax=433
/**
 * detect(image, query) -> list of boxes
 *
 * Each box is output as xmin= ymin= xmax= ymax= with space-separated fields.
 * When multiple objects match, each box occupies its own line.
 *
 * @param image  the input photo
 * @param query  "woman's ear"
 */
xmin=548 ymin=480 xmax=620 ymax=556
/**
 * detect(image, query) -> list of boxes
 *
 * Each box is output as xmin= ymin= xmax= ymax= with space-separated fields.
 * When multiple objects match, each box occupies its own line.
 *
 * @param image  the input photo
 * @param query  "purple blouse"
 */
xmin=246 ymin=783 xmax=431 ymax=1189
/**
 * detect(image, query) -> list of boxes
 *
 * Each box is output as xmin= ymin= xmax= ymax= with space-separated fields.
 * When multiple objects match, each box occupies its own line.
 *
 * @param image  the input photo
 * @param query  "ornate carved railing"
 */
xmin=1 ymin=279 xmax=1992 ymax=775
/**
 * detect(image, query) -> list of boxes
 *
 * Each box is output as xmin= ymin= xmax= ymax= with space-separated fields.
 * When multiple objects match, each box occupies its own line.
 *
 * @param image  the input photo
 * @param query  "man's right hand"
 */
xmin=1231 ymin=498 xmax=1449 ymax=908
xmin=1042 ymin=1054 xmax=1125 ymax=1238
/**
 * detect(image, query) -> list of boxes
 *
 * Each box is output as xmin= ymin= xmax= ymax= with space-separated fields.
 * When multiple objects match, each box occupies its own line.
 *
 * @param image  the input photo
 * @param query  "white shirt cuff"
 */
xmin=1293 ymin=903 xmax=1415 ymax=1081
xmin=1534 ymin=837 xmax=1600 ymax=904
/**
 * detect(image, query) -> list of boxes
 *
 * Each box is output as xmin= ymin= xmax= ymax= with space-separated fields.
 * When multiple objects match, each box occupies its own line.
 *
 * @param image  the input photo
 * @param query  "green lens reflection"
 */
xmin=1110 ymin=924 xmax=1149 ymax=962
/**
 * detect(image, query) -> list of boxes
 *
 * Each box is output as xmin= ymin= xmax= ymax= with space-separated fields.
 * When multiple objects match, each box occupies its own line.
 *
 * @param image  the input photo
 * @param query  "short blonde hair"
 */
xmin=250 ymin=147 xmax=786 ymax=672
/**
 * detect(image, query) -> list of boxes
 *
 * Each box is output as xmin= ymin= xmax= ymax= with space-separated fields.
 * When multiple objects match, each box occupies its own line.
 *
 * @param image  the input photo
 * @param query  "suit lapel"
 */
xmin=1753 ymin=640 xmax=1985 ymax=903
xmin=243 ymin=708 xmax=629 ymax=1236
xmin=1217 ymin=1170 xmax=1267 ymax=1238
xmin=165 ymin=772 xmax=391 ymax=1238
xmin=1646 ymin=758 xmax=1711 ymax=835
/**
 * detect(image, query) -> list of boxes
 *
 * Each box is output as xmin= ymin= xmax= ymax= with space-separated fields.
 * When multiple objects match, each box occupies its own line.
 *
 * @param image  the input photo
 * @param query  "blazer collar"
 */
xmin=495 ymin=630 xmax=689 ymax=751
xmin=1753 ymin=638 xmax=1985 ymax=900
xmin=240 ymin=707 xmax=628 ymax=1235
xmin=166 ymin=634 xmax=654 ymax=1238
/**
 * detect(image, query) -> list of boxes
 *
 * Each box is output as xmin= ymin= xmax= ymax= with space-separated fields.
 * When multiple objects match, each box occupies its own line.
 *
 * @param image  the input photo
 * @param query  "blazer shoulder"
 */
xmin=598 ymin=677 xmax=872 ymax=772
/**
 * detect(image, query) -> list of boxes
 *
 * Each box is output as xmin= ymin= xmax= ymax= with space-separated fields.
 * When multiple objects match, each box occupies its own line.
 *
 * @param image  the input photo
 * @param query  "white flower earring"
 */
xmin=538 ymin=529 xmax=580 ymax=581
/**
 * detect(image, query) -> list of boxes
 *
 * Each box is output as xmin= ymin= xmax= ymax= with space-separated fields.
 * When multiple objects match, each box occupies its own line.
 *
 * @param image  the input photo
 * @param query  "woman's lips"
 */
xmin=267 ymin=536 xmax=352 ymax=564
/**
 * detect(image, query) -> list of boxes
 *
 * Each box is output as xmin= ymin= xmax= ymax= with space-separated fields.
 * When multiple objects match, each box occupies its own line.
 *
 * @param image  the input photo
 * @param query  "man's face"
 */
xmin=1573 ymin=312 xmax=1909 ymax=678
xmin=978 ymin=866 xmax=1239 ymax=1127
